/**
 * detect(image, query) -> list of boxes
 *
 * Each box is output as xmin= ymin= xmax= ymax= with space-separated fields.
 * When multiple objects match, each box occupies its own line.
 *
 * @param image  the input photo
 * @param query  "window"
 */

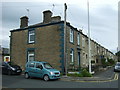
xmin=36 ymin=63 xmax=43 ymax=69
xmin=28 ymin=50 xmax=35 ymax=62
xmin=28 ymin=30 xmax=35 ymax=43
xmin=29 ymin=62 xmax=35 ymax=67
xmin=82 ymin=37 xmax=85 ymax=47
xmin=96 ymin=59 xmax=99 ymax=63
xmin=43 ymin=63 xmax=53 ymax=69
xmin=70 ymin=29 xmax=74 ymax=43
xmin=70 ymin=49 xmax=74 ymax=63
xmin=77 ymin=33 xmax=80 ymax=45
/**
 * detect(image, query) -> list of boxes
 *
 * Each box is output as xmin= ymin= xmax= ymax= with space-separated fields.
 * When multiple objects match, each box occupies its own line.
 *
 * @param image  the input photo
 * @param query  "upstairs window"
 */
xmin=82 ymin=37 xmax=85 ymax=47
xmin=28 ymin=30 xmax=35 ymax=43
xmin=70 ymin=29 xmax=74 ymax=43
xmin=77 ymin=33 xmax=80 ymax=45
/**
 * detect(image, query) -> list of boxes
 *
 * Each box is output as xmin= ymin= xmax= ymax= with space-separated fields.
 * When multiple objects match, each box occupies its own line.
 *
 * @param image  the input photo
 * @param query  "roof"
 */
xmin=10 ymin=21 xmax=64 ymax=32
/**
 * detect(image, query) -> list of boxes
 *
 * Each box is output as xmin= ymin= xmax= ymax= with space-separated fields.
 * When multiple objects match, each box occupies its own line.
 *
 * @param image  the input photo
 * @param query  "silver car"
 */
xmin=114 ymin=62 xmax=120 ymax=72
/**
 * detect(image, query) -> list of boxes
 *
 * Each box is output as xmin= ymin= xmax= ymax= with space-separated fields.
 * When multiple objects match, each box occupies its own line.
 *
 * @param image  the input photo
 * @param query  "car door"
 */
xmin=28 ymin=62 xmax=36 ymax=77
xmin=34 ymin=63 xmax=43 ymax=78
xmin=2 ymin=62 xmax=9 ymax=74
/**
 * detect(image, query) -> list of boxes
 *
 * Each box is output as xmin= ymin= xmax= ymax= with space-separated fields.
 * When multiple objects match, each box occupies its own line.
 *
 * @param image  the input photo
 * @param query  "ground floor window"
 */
xmin=70 ymin=49 xmax=74 ymax=63
xmin=27 ymin=49 xmax=35 ymax=62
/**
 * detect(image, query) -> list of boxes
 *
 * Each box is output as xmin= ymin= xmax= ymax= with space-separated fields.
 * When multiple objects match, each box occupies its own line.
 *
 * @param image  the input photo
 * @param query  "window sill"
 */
xmin=28 ymin=42 xmax=35 ymax=44
xmin=69 ymin=41 xmax=74 ymax=45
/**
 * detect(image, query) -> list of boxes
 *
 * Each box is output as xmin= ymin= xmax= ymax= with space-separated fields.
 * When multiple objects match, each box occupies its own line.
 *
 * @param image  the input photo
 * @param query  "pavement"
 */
xmin=60 ymin=67 xmax=119 ymax=82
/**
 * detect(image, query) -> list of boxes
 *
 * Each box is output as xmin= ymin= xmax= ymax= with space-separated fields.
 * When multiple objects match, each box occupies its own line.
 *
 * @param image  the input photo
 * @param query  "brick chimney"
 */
xmin=20 ymin=16 xmax=28 ymax=28
xmin=43 ymin=10 xmax=52 ymax=23
xmin=51 ymin=16 xmax=61 ymax=22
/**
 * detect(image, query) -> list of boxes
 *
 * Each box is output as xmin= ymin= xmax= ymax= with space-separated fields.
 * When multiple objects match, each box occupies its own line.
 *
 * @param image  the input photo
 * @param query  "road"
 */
xmin=2 ymin=73 xmax=119 ymax=88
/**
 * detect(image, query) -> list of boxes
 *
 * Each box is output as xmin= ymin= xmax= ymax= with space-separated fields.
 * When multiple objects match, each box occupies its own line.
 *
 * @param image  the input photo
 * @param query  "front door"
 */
xmin=78 ymin=52 xmax=81 ymax=70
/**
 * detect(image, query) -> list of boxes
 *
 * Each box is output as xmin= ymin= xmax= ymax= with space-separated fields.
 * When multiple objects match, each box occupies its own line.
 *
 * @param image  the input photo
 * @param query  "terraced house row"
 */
xmin=10 ymin=10 xmax=116 ymax=73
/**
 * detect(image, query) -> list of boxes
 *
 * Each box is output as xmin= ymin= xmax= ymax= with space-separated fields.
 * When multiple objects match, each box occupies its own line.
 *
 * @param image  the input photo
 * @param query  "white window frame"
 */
xmin=29 ymin=30 xmax=35 ymax=43
xmin=70 ymin=49 xmax=74 ymax=63
xmin=82 ymin=37 xmax=85 ymax=47
xmin=28 ymin=51 xmax=35 ymax=62
xmin=77 ymin=33 xmax=80 ymax=45
xmin=70 ymin=29 xmax=73 ymax=43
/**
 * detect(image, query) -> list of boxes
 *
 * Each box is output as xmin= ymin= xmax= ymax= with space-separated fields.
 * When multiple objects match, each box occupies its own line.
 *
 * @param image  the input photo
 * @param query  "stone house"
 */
xmin=10 ymin=10 xmax=116 ymax=73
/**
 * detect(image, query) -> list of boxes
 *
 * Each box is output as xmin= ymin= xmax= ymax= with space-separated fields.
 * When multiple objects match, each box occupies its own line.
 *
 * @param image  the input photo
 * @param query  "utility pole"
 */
xmin=64 ymin=3 xmax=67 ymax=76
xmin=87 ymin=0 xmax=92 ymax=74
xmin=26 ymin=8 xmax=30 ymax=24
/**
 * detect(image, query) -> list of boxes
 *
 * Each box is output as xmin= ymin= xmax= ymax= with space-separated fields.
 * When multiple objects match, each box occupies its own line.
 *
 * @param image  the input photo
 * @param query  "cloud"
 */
xmin=1 ymin=1 xmax=118 ymax=53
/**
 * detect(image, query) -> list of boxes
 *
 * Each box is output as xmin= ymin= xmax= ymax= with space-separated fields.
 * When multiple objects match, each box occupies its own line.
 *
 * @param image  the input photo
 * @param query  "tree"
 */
xmin=115 ymin=51 xmax=120 ymax=62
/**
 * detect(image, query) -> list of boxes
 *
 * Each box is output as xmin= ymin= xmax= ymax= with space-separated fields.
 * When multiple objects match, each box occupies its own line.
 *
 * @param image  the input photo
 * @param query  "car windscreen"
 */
xmin=7 ymin=62 xmax=18 ymax=67
xmin=116 ymin=63 xmax=120 ymax=66
xmin=43 ymin=63 xmax=53 ymax=69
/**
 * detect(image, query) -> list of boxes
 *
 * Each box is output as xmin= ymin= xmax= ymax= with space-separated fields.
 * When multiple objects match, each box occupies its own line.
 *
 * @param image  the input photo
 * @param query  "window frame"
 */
xmin=77 ymin=32 xmax=80 ymax=45
xmin=28 ymin=30 xmax=35 ymax=44
xmin=70 ymin=49 xmax=74 ymax=63
xmin=70 ymin=28 xmax=74 ymax=43
xmin=27 ymin=49 xmax=35 ymax=62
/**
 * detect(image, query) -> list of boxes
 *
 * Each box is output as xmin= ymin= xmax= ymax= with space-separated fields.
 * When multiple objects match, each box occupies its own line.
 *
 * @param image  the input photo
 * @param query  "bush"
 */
xmin=67 ymin=69 xmax=92 ymax=77
xmin=107 ymin=59 xmax=115 ymax=66
xmin=81 ymin=69 xmax=92 ymax=77
xmin=67 ymin=73 xmax=83 ymax=77
xmin=101 ymin=58 xmax=115 ymax=67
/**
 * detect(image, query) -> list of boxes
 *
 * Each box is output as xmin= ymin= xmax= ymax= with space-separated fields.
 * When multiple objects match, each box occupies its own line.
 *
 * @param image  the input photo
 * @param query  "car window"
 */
xmin=43 ymin=63 xmax=53 ymax=69
xmin=29 ymin=62 xmax=35 ymax=67
xmin=36 ymin=63 xmax=43 ymax=69
xmin=116 ymin=63 xmax=120 ymax=66
xmin=2 ymin=62 xmax=7 ymax=66
xmin=7 ymin=62 xmax=16 ymax=66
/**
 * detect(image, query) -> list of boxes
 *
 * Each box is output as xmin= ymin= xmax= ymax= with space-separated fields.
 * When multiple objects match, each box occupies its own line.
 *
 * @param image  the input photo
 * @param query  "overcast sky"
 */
xmin=0 ymin=0 xmax=119 ymax=53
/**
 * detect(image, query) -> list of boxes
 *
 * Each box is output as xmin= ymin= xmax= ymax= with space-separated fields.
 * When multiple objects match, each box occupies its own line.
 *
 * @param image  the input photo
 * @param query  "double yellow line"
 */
xmin=114 ymin=73 xmax=119 ymax=80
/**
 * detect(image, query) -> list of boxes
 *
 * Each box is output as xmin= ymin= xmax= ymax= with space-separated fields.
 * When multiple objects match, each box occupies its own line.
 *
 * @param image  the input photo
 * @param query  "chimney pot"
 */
xmin=51 ymin=16 xmax=61 ymax=22
xmin=43 ymin=10 xmax=52 ymax=23
xmin=20 ymin=16 xmax=28 ymax=28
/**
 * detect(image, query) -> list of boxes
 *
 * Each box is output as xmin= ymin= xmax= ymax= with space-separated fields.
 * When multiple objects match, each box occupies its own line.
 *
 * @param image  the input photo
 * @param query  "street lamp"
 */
xmin=87 ymin=0 xmax=92 ymax=74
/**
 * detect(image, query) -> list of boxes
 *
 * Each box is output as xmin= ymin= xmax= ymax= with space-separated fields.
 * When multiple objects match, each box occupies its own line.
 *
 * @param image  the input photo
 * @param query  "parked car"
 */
xmin=114 ymin=62 xmax=120 ymax=72
xmin=1 ymin=61 xmax=22 ymax=75
xmin=25 ymin=61 xmax=60 ymax=81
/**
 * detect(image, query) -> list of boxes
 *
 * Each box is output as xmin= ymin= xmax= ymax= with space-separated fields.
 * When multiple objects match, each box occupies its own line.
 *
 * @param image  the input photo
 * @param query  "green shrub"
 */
xmin=67 ymin=73 xmax=83 ymax=77
xmin=107 ymin=59 xmax=115 ymax=66
xmin=81 ymin=69 xmax=92 ymax=77
xmin=101 ymin=57 xmax=116 ymax=67
xmin=67 ymin=69 xmax=92 ymax=77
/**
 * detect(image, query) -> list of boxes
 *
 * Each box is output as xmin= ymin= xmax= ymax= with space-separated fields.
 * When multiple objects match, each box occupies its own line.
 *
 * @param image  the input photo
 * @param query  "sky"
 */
xmin=0 ymin=0 xmax=119 ymax=53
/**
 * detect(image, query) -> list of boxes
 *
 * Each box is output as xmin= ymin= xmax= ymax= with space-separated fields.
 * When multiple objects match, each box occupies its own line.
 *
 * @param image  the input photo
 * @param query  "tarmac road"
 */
xmin=2 ymin=74 xmax=118 ymax=88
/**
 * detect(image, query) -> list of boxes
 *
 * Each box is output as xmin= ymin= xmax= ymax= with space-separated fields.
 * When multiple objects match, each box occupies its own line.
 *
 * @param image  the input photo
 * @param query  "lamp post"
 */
xmin=87 ymin=0 xmax=92 ymax=74
xmin=64 ymin=3 xmax=67 ymax=76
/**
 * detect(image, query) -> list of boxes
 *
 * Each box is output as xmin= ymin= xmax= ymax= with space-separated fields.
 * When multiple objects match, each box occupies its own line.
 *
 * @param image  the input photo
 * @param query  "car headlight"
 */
xmin=11 ymin=67 xmax=16 ymax=71
xmin=50 ymin=72 xmax=54 ymax=75
xmin=115 ymin=66 xmax=118 ymax=69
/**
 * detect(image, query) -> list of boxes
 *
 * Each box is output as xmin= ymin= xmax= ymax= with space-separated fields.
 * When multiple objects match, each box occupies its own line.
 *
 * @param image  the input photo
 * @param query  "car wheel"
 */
xmin=25 ymin=73 xmax=30 ymax=79
xmin=43 ymin=75 xmax=49 ymax=81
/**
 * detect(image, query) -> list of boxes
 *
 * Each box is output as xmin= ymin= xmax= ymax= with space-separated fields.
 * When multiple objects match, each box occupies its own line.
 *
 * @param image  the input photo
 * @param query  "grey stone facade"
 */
xmin=10 ymin=10 xmax=116 ymax=73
